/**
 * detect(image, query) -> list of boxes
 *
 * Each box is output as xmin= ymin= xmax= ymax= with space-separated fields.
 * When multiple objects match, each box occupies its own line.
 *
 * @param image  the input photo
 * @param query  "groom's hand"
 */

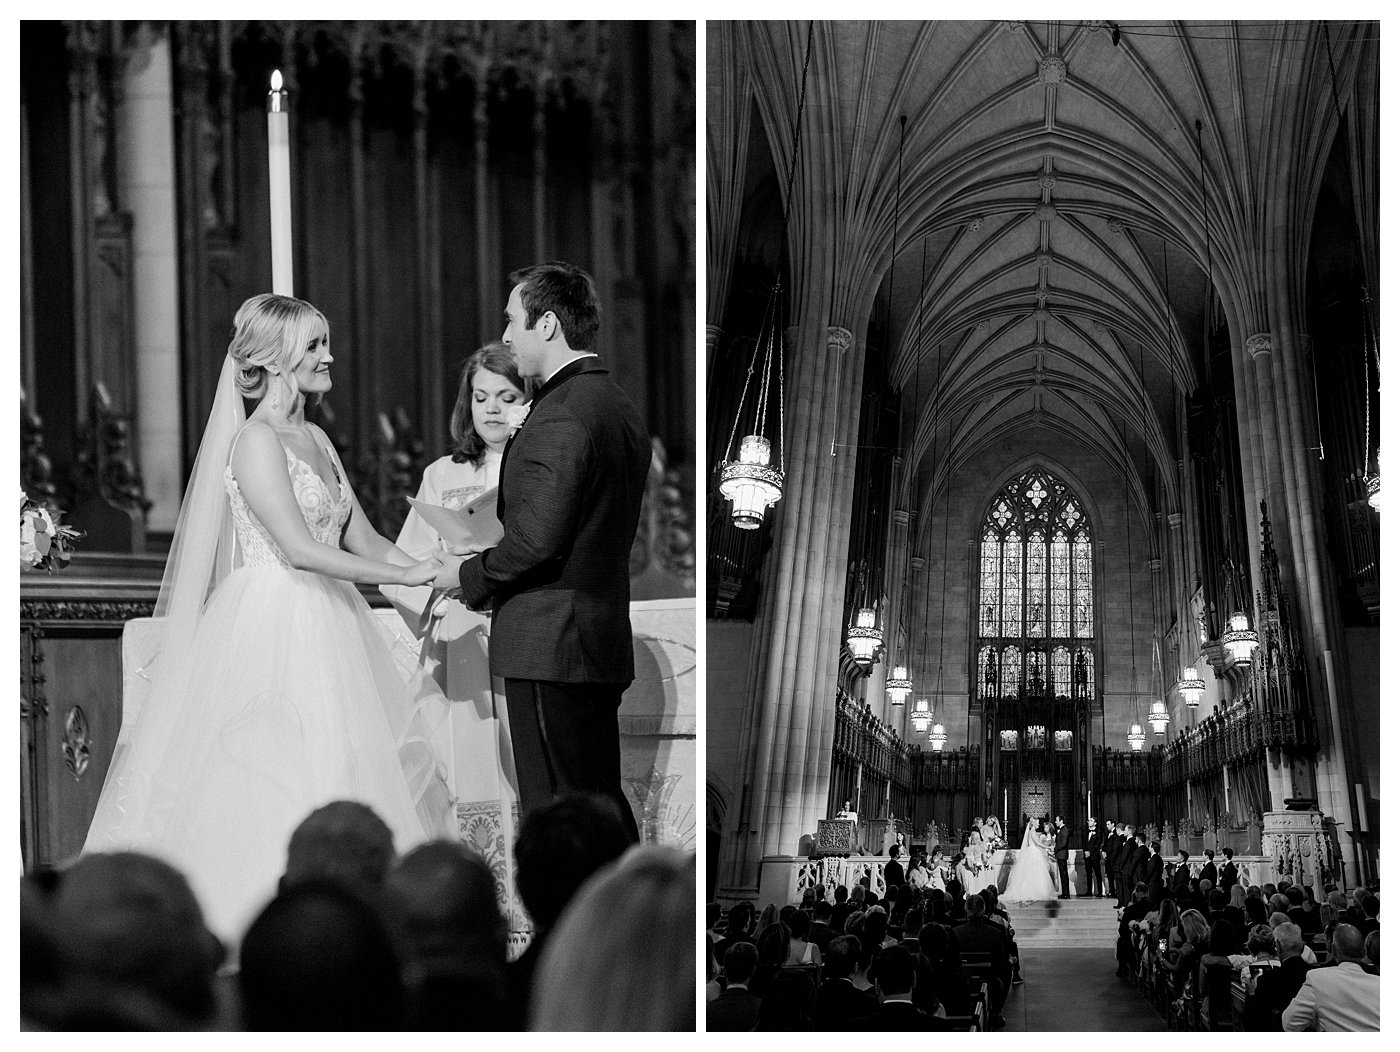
xmin=432 ymin=552 xmax=467 ymax=594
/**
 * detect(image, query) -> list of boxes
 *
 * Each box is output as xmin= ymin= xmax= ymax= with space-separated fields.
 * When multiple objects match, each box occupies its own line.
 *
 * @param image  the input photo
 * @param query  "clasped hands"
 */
xmin=399 ymin=543 xmax=488 ymax=594
xmin=431 ymin=541 xmax=491 ymax=595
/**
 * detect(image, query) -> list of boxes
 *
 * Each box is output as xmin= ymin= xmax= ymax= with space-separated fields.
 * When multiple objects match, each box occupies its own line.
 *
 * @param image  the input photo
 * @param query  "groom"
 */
xmin=1053 ymin=815 xmax=1071 ymax=899
xmin=434 ymin=262 xmax=650 ymax=843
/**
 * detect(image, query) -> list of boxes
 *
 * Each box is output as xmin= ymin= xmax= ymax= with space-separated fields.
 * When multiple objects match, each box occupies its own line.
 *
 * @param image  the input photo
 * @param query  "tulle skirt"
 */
xmin=84 ymin=564 xmax=452 ymax=943
xmin=1000 ymin=844 xmax=1061 ymax=902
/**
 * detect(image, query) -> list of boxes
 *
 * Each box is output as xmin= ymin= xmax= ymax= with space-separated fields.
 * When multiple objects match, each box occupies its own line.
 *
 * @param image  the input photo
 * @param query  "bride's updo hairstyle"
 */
xmin=228 ymin=293 xmax=329 ymax=403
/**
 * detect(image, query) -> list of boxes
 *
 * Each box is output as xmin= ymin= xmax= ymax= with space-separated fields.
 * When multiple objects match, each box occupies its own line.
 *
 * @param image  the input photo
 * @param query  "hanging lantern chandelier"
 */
xmin=928 ymin=721 xmax=947 ymax=750
xmin=1146 ymin=638 xmax=1169 ymax=735
xmin=910 ymin=695 xmax=931 ymax=731
xmin=1127 ymin=721 xmax=1146 ymax=751
xmin=1222 ymin=610 xmax=1260 ymax=665
xmin=716 ymin=25 xmax=813 ymax=531
xmin=886 ymin=664 xmax=913 ymax=707
xmin=719 ymin=433 xmax=783 ymax=530
xmin=846 ymin=604 xmax=883 ymax=667
xmin=1175 ymin=666 xmax=1207 ymax=709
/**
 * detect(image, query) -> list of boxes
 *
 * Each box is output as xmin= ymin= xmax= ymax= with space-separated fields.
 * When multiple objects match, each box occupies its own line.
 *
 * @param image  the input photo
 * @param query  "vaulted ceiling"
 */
xmin=709 ymin=20 xmax=1374 ymax=534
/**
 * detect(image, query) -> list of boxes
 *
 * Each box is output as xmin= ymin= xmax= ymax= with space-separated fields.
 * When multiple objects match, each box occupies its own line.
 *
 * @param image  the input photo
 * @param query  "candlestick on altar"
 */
xmin=267 ymin=70 xmax=293 ymax=295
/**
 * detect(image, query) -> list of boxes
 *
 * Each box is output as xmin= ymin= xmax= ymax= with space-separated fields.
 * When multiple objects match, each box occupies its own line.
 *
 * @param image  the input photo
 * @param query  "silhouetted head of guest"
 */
xmin=761 ymin=918 xmax=795 ymax=969
xmin=282 ymin=800 xmax=394 ymax=901
xmin=825 ymin=934 xmax=862 ymax=979
xmin=723 ymin=941 xmax=759 ymax=985
xmin=382 ymin=839 xmax=506 ymax=979
xmin=239 ymin=880 xmax=405 ymax=1031
xmin=788 ymin=908 xmax=812 ymax=943
xmin=707 ymin=901 xmax=722 ymax=929
xmin=755 ymin=967 xmax=816 ymax=1031
xmin=918 ymin=922 xmax=957 ymax=968
xmin=727 ymin=900 xmax=754 ymax=938
xmin=514 ymin=793 xmax=630 ymax=936
xmin=833 ymin=884 xmax=849 ymax=904
xmin=1364 ymin=929 xmax=1379 ymax=970
xmin=1209 ymin=888 xmax=1228 ymax=912
xmin=49 ymin=852 xmax=224 ymax=1028
xmin=531 ymin=845 xmax=695 ymax=1032
xmin=1208 ymin=919 xmax=1241 ymax=956
xmin=871 ymin=944 xmax=917 ymax=998
xmin=1331 ymin=923 xmax=1368 ymax=965
xmin=1246 ymin=924 xmax=1276 ymax=957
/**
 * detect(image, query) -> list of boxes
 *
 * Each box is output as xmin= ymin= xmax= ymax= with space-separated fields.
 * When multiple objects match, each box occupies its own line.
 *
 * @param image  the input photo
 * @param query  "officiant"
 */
xmin=381 ymin=342 xmax=531 ymax=930
xmin=382 ymin=343 xmax=528 ymax=650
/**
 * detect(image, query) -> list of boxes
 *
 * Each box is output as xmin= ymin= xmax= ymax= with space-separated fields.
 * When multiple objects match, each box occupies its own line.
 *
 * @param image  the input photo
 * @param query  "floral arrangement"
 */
xmin=20 ymin=491 xmax=83 ymax=571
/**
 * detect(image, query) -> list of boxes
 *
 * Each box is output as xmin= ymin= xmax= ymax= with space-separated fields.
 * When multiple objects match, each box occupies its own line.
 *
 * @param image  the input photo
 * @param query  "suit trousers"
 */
xmin=1057 ymin=857 xmax=1070 ymax=895
xmin=1086 ymin=855 xmax=1103 ymax=896
xmin=504 ymin=678 xmax=640 ymax=843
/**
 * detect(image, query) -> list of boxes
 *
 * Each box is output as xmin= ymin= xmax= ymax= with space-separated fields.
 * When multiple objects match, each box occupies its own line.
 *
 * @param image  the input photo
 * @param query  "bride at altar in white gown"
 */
xmin=1001 ymin=816 xmax=1060 ymax=903
xmin=83 ymin=294 xmax=453 ymax=942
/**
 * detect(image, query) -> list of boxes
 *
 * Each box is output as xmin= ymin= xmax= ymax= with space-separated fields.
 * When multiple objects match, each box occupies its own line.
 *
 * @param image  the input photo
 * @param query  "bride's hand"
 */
xmin=398 ymin=556 xmax=444 ymax=587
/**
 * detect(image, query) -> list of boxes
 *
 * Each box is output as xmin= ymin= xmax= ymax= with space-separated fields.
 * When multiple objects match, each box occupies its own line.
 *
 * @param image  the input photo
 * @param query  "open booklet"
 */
xmin=407 ymin=486 xmax=504 ymax=550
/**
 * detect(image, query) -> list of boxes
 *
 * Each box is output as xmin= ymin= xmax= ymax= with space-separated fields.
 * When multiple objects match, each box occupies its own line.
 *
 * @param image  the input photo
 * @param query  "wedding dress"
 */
xmin=1000 ymin=820 xmax=1060 ymax=902
xmin=84 ymin=383 xmax=453 ymax=943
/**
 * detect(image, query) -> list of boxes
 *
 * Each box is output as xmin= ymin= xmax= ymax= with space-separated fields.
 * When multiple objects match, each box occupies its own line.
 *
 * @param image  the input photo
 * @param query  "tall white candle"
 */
xmin=267 ymin=70 xmax=293 ymax=295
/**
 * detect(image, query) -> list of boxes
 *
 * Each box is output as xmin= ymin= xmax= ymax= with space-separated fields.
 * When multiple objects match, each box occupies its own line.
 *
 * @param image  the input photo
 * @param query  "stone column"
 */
xmin=118 ymin=27 xmax=181 ymax=531
xmin=1247 ymin=333 xmax=1360 ymax=878
xmin=719 ymin=322 xmax=865 ymax=897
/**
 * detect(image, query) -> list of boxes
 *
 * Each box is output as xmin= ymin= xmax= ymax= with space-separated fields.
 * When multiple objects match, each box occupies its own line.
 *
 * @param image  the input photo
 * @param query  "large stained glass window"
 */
xmin=976 ymin=469 xmax=1095 ymax=698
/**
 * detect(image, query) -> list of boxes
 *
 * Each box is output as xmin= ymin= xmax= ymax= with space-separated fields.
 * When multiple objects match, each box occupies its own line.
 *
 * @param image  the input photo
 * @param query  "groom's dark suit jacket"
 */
xmin=1054 ymin=824 xmax=1071 ymax=860
xmin=458 ymin=356 xmax=650 ymax=682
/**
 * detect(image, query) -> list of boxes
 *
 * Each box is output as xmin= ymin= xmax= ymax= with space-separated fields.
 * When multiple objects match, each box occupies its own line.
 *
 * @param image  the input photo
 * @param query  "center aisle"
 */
xmin=1001 ymin=948 xmax=1166 ymax=1032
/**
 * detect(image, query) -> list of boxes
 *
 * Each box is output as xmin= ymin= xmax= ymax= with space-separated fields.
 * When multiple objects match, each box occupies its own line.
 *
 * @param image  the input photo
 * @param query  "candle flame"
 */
xmin=270 ymin=69 xmax=283 ymax=92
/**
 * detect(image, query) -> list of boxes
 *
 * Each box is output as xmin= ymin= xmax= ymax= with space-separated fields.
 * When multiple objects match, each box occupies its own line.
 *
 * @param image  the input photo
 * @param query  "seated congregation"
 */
xmin=21 ymin=794 xmax=693 ymax=1031
xmin=706 ymin=874 xmax=1024 ymax=1031
xmin=1116 ymin=863 xmax=1379 ymax=1032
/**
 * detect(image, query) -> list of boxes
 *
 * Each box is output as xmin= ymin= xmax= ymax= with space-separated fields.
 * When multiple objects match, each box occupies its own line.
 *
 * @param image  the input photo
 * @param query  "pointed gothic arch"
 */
xmin=974 ymin=466 xmax=1098 ymax=834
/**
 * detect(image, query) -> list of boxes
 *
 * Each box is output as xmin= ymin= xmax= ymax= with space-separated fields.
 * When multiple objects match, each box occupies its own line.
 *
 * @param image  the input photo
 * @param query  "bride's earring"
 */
xmin=271 ymin=374 xmax=281 ymax=411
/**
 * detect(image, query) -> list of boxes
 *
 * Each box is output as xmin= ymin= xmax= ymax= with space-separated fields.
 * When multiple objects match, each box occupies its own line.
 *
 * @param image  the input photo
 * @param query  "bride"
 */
xmin=83 ymin=293 xmax=453 ymax=942
xmin=1001 ymin=815 xmax=1061 ymax=902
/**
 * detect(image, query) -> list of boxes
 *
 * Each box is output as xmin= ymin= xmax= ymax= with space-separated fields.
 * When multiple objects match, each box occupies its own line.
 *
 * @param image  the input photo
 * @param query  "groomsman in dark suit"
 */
xmin=1199 ymin=848 xmax=1219 ymax=890
xmin=1125 ymin=832 xmax=1149 ymax=894
xmin=442 ymin=262 xmax=651 ymax=842
xmin=1113 ymin=825 xmax=1135 ymax=907
xmin=1145 ymin=840 xmax=1165 ymax=897
xmin=1083 ymin=817 xmax=1104 ymax=897
xmin=1218 ymin=848 xmax=1239 ymax=893
xmin=1103 ymin=819 xmax=1120 ymax=900
xmin=1169 ymin=849 xmax=1193 ymax=895
xmin=884 ymin=846 xmax=905 ymax=894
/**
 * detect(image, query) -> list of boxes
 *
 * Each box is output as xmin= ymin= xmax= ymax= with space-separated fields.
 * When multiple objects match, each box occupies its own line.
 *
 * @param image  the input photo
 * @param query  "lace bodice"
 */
xmin=224 ymin=446 xmax=352 ymax=567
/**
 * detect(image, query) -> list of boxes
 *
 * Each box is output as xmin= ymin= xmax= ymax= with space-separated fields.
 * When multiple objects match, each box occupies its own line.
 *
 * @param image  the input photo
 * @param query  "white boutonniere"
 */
xmin=505 ymin=401 xmax=533 ymax=434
